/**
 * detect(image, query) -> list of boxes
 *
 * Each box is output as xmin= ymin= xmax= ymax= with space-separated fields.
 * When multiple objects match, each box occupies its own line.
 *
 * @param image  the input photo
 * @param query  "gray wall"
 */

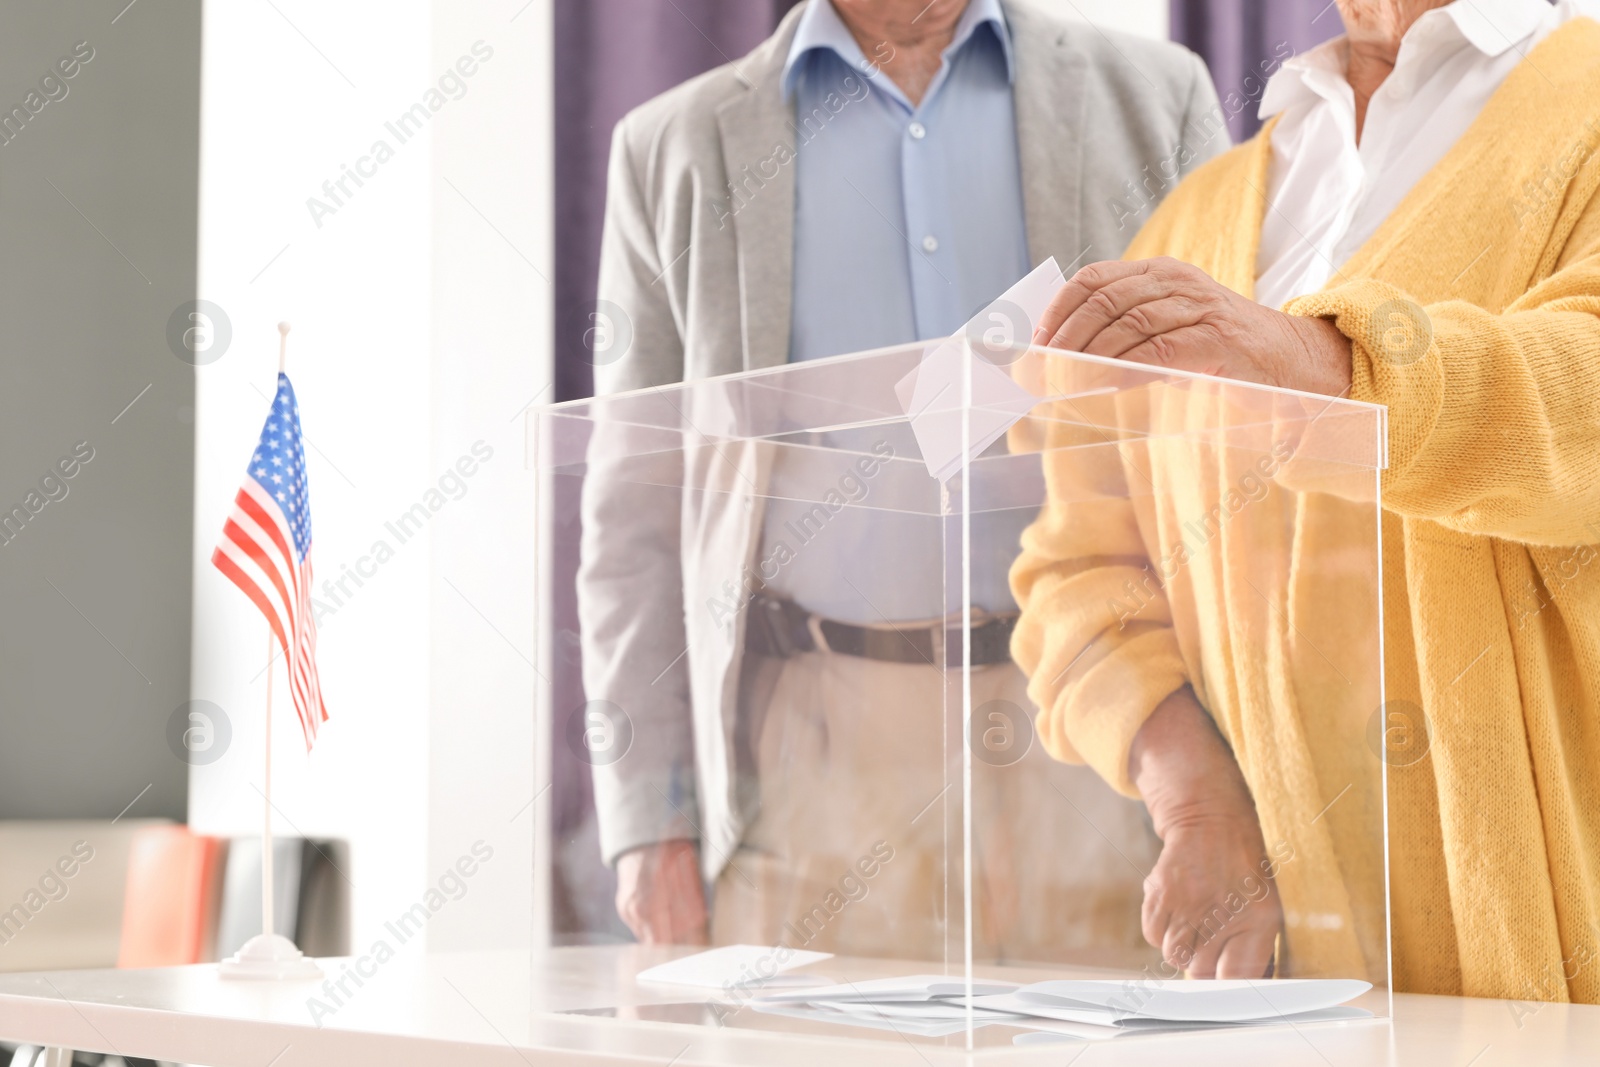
xmin=0 ymin=1 xmax=200 ymax=821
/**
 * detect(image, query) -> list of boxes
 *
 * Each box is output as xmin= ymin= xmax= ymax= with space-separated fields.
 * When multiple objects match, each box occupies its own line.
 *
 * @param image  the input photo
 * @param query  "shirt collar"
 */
xmin=1259 ymin=0 xmax=1552 ymax=119
xmin=1437 ymin=0 xmax=1553 ymax=57
xmin=781 ymin=0 xmax=1013 ymax=101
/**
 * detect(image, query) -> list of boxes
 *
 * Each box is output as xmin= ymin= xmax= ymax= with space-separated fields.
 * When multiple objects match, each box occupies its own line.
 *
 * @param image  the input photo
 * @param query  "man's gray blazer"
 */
xmin=580 ymin=0 xmax=1227 ymax=878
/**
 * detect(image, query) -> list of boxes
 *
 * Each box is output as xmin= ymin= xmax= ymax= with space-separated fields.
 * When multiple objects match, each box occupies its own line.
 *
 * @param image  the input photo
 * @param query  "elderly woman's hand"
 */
xmin=1132 ymin=687 xmax=1283 ymax=978
xmin=1034 ymin=257 xmax=1354 ymax=397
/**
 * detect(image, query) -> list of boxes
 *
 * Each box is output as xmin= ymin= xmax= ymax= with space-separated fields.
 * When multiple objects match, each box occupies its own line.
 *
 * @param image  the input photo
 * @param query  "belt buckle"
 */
xmin=805 ymin=613 xmax=832 ymax=655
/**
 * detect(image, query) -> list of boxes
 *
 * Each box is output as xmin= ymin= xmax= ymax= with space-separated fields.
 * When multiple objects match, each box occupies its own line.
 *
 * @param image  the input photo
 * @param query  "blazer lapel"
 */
xmin=715 ymin=9 xmax=803 ymax=373
xmin=1007 ymin=1 xmax=1090 ymax=273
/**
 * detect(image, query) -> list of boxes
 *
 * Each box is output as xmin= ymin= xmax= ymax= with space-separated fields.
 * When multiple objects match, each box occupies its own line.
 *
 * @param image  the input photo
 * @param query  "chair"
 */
xmin=116 ymin=825 xmax=226 ymax=968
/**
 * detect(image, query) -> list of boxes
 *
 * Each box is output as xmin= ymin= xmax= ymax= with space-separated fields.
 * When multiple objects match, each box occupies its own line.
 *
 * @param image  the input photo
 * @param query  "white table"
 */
xmin=0 ymin=947 xmax=1593 ymax=1066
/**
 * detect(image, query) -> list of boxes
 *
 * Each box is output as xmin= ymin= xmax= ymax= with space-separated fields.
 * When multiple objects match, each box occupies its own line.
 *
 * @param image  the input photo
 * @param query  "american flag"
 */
xmin=211 ymin=373 xmax=329 ymax=749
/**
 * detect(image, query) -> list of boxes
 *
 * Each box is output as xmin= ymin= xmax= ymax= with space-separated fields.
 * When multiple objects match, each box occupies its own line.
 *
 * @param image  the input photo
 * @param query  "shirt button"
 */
xmin=921 ymin=235 xmax=939 ymax=253
xmin=908 ymin=121 xmax=927 ymax=139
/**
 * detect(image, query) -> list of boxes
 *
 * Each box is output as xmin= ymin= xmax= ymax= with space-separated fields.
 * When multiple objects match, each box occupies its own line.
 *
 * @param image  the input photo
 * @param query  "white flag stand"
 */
xmin=220 ymin=323 xmax=322 ymax=981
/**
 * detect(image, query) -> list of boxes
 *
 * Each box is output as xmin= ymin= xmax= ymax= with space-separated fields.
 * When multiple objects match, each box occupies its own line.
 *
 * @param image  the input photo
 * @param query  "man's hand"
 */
xmin=1033 ymin=257 xmax=1353 ymax=397
xmin=615 ymin=840 xmax=709 ymax=945
xmin=1129 ymin=688 xmax=1282 ymax=978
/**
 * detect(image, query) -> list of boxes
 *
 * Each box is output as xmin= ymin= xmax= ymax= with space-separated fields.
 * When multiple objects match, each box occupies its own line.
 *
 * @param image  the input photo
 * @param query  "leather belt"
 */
xmin=744 ymin=593 xmax=1018 ymax=667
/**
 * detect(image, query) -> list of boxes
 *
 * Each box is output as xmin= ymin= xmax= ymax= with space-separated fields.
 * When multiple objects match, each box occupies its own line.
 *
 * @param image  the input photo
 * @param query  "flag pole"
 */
xmin=220 ymin=321 xmax=319 ymax=980
xmin=262 ymin=628 xmax=275 ymax=942
xmin=261 ymin=321 xmax=288 ymax=940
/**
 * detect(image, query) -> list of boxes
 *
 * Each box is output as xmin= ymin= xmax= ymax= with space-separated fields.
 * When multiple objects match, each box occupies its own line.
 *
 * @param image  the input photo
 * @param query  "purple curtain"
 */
xmin=1170 ymin=0 xmax=1345 ymax=142
xmin=553 ymin=0 xmax=803 ymax=403
xmin=549 ymin=0 xmax=802 ymax=940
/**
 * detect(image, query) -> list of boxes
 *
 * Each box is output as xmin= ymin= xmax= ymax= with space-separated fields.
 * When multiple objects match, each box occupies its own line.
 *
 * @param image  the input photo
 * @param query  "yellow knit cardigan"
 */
xmin=1010 ymin=19 xmax=1600 ymax=1002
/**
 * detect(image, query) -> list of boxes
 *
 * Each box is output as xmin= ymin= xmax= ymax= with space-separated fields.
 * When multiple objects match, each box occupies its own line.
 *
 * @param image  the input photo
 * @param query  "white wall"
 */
xmin=425 ymin=0 xmax=549 ymax=953
xmin=192 ymin=0 xmax=549 ymax=958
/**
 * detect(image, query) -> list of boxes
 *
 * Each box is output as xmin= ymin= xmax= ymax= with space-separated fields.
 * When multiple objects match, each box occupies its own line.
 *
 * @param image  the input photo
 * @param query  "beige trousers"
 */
xmin=711 ymin=651 xmax=1162 ymax=968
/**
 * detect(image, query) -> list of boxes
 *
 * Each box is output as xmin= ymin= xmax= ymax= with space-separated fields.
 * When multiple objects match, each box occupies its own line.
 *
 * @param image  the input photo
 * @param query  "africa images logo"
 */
xmin=167 ymin=700 xmax=232 ymax=766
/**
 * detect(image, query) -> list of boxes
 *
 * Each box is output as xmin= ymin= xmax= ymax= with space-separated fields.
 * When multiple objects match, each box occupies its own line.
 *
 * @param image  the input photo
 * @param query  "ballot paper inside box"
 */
xmin=527 ymin=333 xmax=1392 ymax=1045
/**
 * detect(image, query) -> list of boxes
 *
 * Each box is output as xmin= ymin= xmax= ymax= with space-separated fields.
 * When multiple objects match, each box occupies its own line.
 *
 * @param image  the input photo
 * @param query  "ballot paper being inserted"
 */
xmin=895 ymin=256 xmax=1068 ymax=483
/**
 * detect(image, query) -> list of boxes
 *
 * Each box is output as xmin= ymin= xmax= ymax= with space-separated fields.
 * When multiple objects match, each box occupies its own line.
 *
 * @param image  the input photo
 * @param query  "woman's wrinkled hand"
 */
xmin=1033 ymin=257 xmax=1354 ymax=397
xmin=1130 ymin=687 xmax=1284 ymax=978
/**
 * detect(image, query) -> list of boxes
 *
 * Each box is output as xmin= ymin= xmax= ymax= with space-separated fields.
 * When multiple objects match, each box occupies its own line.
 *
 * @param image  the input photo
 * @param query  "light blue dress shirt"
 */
xmin=784 ymin=0 xmax=1030 ymax=358
xmin=758 ymin=0 xmax=1035 ymax=625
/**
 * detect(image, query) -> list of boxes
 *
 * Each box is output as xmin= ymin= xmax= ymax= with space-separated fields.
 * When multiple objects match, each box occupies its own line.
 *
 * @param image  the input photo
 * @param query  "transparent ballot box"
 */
xmin=527 ymin=337 xmax=1389 ymax=1050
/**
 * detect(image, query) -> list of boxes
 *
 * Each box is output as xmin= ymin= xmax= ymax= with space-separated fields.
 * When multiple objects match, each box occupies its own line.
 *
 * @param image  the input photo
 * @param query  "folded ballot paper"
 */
xmin=751 ymin=976 xmax=1374 ymax=1041
xmin=895 ymin=257 xmax=1068 ymax=483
